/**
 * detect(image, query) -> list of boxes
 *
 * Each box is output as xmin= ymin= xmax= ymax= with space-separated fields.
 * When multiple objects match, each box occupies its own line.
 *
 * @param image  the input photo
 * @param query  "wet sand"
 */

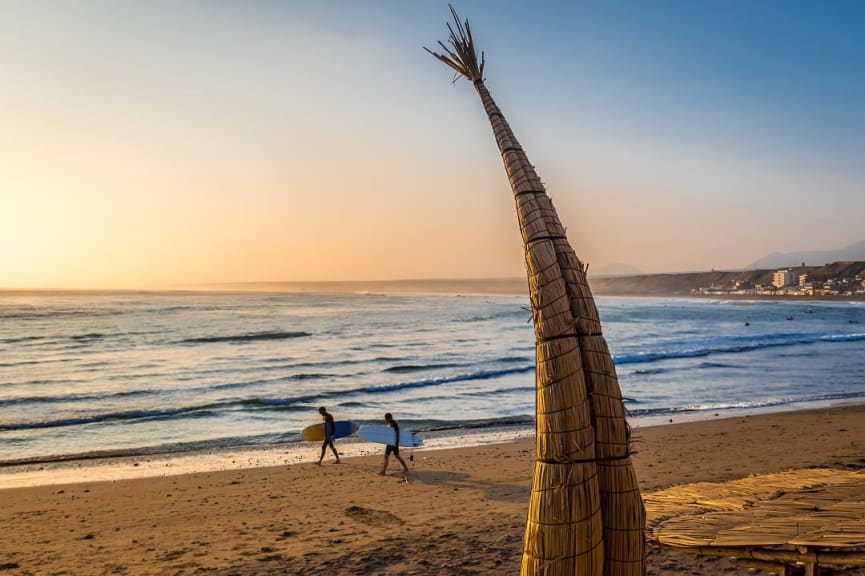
xmin=2 ymin=404 xmax=865 ymax=575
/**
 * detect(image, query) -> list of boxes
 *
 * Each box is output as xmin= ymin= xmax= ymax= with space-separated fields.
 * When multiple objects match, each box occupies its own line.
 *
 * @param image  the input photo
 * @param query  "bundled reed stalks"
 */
xmin=427 ymin=7 xmax=645 ymax=575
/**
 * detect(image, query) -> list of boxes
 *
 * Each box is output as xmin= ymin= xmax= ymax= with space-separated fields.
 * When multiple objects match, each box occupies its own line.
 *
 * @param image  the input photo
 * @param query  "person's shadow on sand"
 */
xmin=406 ymin=469 xmax=528 ymax=503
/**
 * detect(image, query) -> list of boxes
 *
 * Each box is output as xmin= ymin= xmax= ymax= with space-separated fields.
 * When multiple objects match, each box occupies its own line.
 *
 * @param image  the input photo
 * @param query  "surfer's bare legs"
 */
xmin=379 ymin=453 xmax=390 ymax=475
xmin=379 ymin=452 xmax=408 ymax=475
xmin=394 ymin=454 xmax=408 ymax=474
xmin=319 ymin=438 xmax=340 ymax=465
xmin=331 ymin=439 xmax=341 ymax=464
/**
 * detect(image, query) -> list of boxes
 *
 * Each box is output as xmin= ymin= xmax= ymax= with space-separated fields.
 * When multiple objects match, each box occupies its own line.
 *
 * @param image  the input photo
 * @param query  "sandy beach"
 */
xmin=2 ymin=404 xmax=865 ymax=575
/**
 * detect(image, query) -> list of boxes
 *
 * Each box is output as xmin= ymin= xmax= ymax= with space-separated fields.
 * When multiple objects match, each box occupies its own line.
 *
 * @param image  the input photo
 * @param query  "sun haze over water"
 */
xmin=2 ymin=1 xmax=863 ymax=290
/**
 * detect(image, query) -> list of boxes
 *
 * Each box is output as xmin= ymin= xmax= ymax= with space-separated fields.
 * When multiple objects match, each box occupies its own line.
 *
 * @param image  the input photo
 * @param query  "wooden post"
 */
xmin=798 ymin=545 xmax=817 ymax=576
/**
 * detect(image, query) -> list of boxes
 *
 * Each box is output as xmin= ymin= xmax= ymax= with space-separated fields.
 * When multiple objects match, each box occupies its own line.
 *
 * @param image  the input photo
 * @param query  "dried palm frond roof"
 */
xmin=645 ymin=468 xmax=865 ymax=567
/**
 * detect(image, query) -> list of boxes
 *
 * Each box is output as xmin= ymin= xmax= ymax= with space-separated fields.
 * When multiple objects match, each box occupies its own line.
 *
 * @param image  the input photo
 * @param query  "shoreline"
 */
xmin=3 ymin=399 xmax=863 ymax=490
xmin=0 ymin=422 xmax=536 ymax=490
xmin=7 ymin=391 xmax=864 ymax=475
xmin=0 ymin=429 xmax=538 ymax=491
xmin=3 ymin=404 xmax=865 ymax=575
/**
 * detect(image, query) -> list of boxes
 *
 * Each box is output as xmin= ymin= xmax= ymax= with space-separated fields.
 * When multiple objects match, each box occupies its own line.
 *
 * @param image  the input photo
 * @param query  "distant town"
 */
xmin=691 ymin=263 xmax=865 ymax=298
xmin=590 ymin=261 xmax=865 ymax=300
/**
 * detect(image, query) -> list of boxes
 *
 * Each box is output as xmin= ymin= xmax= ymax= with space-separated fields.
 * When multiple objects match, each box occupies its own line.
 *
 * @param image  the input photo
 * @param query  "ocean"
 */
xmin=1 ymin=292 xmax=864 ymax=465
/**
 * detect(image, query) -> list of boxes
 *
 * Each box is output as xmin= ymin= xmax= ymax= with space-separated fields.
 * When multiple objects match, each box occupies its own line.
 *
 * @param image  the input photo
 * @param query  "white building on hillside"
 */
xmin=773 ymin=268 xmax=796 ymax=289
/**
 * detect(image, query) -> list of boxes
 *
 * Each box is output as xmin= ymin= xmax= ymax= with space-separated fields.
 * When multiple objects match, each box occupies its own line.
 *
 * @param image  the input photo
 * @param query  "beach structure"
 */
xmin=645 ymin=468 xmax=865 ymax=575
xmin=427 ymin=8 xmax=646 ymax=575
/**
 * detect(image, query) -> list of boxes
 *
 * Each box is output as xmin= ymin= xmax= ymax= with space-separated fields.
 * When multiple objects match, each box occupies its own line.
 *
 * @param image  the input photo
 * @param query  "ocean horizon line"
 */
xmin=0 ymin=278 xmax=530 ymax=296
xmin=4 ymin=260 xmax=864 ymax=296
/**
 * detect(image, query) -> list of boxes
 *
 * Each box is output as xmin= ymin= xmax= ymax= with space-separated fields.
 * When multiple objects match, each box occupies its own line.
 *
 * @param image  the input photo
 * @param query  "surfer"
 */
xmin=317 ymin=406 xmax=341 ymax=465
xmin=379 ymin=412 xmax=409 ymax=476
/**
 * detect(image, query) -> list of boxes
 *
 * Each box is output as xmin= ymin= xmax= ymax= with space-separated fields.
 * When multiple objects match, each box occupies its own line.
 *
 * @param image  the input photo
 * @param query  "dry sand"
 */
xmin=2 ymin=405 xmax=865 ymax=575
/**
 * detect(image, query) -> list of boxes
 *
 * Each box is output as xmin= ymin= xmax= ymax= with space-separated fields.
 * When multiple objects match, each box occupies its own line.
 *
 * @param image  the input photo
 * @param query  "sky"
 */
xmin=1 ymin=0 xmax=863 ymax=289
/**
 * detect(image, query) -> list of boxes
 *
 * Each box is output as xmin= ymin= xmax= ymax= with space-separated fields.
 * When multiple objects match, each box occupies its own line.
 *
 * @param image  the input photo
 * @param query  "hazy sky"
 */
xmin=2 ymin=0 xmax=863 ymax=289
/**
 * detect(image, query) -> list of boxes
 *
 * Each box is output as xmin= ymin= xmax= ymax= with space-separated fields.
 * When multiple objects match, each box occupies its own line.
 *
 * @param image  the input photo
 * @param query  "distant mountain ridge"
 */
xmin=747 ymin=240 xmax=865 ymax=269
xmin=199 ymin=262 xmax=865 ymax=298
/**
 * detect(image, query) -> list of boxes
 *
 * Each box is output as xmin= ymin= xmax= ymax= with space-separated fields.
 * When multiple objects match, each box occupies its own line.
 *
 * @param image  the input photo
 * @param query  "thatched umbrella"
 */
xmin=426 ymin=7 xmax=646 ymax=575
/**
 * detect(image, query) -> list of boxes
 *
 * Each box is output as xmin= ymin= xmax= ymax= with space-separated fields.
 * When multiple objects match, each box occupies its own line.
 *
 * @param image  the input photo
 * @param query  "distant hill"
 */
xmin=747 ymin=240 xmax=865 ymax=269
xmin=590 ymin=261 xmax=865 ymax=296
xmin=196 ymin=262 xmax=865 ymax=298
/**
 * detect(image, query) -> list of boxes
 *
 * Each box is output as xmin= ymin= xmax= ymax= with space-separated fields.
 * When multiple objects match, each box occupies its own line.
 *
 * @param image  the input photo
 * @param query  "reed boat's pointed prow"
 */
xmin=427 ymin=7 xmax=647 ymax=575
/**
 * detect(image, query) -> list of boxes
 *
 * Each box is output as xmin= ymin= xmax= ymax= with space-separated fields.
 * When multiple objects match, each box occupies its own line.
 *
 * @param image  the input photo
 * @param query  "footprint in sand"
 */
xmin=343 ymin=506 xmax=404 ymax=528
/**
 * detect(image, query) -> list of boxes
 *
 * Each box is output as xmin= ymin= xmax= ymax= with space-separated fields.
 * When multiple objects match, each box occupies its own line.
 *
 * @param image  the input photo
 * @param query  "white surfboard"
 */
xmin=357 ymin=424 xmax=423 ymax=447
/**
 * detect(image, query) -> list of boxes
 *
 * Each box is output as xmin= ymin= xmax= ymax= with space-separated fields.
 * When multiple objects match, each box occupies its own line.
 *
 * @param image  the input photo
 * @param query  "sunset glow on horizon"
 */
xmin=2 ymin=1 xmax=863 ymax=290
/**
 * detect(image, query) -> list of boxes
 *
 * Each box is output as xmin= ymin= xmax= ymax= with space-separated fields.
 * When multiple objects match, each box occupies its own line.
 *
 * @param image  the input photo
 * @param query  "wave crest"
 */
xmin=180 ymin=331 xmax=310 ymax=344
xmin=614 ymin=331 xmax=865 ymax=365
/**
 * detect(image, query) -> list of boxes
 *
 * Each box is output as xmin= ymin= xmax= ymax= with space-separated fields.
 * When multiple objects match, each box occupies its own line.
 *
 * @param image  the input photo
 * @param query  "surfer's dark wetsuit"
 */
xmin=317 ymin=408 xmax=340 ymax=464
xmin=323 ymin=413 xmax=336 ymax=450
xmin=386 ymin=420 xmax=400 ymax=456
xmin=380 ymin=412 xmax=408 ymax=475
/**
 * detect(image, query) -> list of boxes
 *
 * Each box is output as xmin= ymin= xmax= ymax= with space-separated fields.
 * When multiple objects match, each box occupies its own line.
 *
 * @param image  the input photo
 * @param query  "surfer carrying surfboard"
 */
xmin=317 ymin=406 xmax=341 ymax=465
xmin=378 ymin=413 xmax=409 ymax=476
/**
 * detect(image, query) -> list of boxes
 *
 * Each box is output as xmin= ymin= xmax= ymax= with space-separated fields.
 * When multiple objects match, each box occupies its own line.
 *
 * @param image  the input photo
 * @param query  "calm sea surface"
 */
xmin=1 ymin=292 xmax=864 ymax=463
